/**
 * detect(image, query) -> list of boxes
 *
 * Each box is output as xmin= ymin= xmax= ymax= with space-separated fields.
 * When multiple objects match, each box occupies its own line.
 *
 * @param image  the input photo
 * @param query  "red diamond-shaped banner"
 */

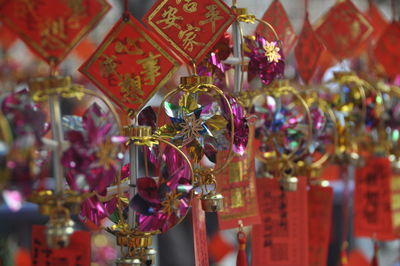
xmin=374 ymin=21 xmax=400 ymax=79
xmin=256 ymin=0 xmax=297 ymax=56
xmin=366 ymin=2 xmax=388 ymax=41
xmin=295 ymin=15 xmax=325 ymax=84
xmin=79 ymin=16 xmax=181 ymax=113
xmin=0 ymin=0 xmax=110 ymax=65
xmin=315 ymin=0 xmax=373 ymax=60
xmin=144 ymin=0 xmax=235 ymax=64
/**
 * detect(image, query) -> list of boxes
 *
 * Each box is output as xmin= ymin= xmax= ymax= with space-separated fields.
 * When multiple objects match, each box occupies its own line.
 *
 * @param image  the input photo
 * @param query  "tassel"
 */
xmin=236 ymin=230 xmax=247 ymax=266
xmin=341 ymin=241 xmax=348 ymax=266
xmin=371 ymin=241 xmax=379 ymax=266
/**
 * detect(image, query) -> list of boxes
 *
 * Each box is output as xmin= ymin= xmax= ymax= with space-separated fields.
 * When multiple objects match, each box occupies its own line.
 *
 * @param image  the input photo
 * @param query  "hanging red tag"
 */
xmin=354 ymin=157 xmax=399 ymax=240
xmin=0 ymin=0 xmax=110 ymax=65
xmin=308 ymin=185 xmax=333 ymax=266
xmin=294 ymin=15 xmax=325 ymax=84
xmin=256 ymin=0 xmax=297 ymax=55
xmin=143 ymin=0 xmax=235 ymax=64
xmin=252 ymin=177 xmax=308 ymax=266
xmin=315 ymin=0 xmax=373 ymax=60
xmin=216 ymin=123 xmax=260 ymax=230
xmin=374 ymin=21 xmax=400 ymax=79
xmin=79 ymin=16 xmax=181 ymax=113
xmin=31 ymin=225 xmax=90 ymax=266
xmin=192 ymin=197 xmax=209 ymax=266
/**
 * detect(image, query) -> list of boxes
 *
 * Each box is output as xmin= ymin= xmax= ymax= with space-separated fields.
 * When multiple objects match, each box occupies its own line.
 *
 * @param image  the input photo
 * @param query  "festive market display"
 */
xmin=0 ymin=0 xmax=400 ymax=265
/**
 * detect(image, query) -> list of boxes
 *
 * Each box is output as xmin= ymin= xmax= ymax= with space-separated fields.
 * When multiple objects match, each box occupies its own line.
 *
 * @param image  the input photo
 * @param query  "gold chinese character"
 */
xmin=178 ymin=24 xmax=204 ymax=52
xmin=199 ymin=5 xmax=223 ymax=33
xmin=176 ymin=0 xmax=197 ymax=13
xmin=39 ymin=17 xmax=67 ymax=49
xmin=99 ymin=55 xmax=118 ymax=78
xmin=156 ymin=6 xmax=183 ymax=30
xmin=136 ymin=52 xmax=161 ymax=86
xmin=120 ymin=74 xmax=144 ymax=104
xmin=115 ymin=37 xmax=145 ymax=55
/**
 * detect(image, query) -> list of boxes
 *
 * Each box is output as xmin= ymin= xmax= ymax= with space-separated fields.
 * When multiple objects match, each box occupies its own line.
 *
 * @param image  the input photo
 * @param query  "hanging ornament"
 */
xmin=106 ymin=124 xmax=194 ymax=265
xmin=374 ymin=21 xmax=400 ymax=79
xmin=256 ymin=0 xmax=297 ymax=56
xmin=0 ymin=89 xmax=47 ymax=211
xmin=251 ymin=81 xmax=312 ymax=191
xmin=298 ymin=90 xmax=338 ymax=180
xmin=28 ymin=76 xmax=122 ymax=248
xmin=294 ymin=13 xmax=325 ymax=84
xmin=143 ymin=0 xmax=236 ymax=64
xmin=0 ymin=0 xmax=111 ymax=65
xmin=158 ymin=75 xmax=235 ymax=212
xmin=315 ymin=0 xmax=373 ymax=60
xmin=324 ymin=72 xmax=373 ymax=165
xmin=79 ymin=15 xmax=181 ymax=114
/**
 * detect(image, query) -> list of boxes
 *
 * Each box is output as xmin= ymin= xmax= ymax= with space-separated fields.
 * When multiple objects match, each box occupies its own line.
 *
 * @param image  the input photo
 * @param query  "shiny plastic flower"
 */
xmin=244 ymin=34 xmax=285 ymax=85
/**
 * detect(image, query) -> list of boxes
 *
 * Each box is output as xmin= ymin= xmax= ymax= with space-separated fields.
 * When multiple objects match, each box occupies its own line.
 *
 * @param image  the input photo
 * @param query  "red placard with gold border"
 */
xmin=252 ymin=177 xmax=308 ymax=266
xmin=315 ymin=0 xmax=373 ymax=60
xmin=354 ymin=157 xmax=400 ymax=240
xmin=308 ymin=185 xmax=333 ymax=266
xmin=0 ymin=0 xmax=110 ymax=65
xmin=256 ymin=0 xmax=297 ymax=56
xmin=144 ymin=0 xmax=235 ymax=64
xmin=79 ymin=16 xmax=181 ymax=112
xmin=31 ymin=225 xmax=90 ymax=266
xmin=216 ymin=123 xmax=260 ymax=230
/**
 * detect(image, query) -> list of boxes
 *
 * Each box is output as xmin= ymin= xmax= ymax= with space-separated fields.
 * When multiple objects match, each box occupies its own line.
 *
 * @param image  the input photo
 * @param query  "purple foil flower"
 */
xmin=244 ymin=34 xmax=285 ymax=85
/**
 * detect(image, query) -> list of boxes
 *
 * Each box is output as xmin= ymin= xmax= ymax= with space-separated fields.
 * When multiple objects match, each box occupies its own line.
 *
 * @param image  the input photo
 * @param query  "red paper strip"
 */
xmin=31 ymin=225 xmax=90 ymax=266
xmin=308 ymin=185 xmax=333 ymax=266
xmin=294 ymin=15 xmax=325 ymax=84
xmin=192 ymin=197 xmax=209 ymax=266
xmin=80 ymin=16 xmax=180 ymax=112
xmin=354 ymin=157 xmax=399 ymax=240
xmin=144 ymin=0 xmax=235 ymax=64
xmin=216 ymin=123 xmax=260 ymax=230
xmin=256 ymin=0 xmax=297 ymax=55
xmin=374 ymin=21 xmax=400 ymax=79
xmin=252 ymin=177 xmax=308 ymax=266
xmin=0 ymin=0 xmax=110 ymax=65
xmin=315 ymin=0 xmax=373 ymax=60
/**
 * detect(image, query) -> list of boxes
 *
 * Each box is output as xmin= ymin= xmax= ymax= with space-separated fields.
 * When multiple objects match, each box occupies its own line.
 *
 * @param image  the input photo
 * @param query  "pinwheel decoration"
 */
xmin=61 ymin=102 xmax=122 ymax=225
xmin=1 ymin=89 xmax=49 ymax=209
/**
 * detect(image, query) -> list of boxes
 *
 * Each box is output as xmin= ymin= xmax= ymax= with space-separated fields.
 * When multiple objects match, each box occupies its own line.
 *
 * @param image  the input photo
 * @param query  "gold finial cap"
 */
xmin=180 ymin=75 xmax=212 ymax=86
xmin=28 ymin=76 xmax=72 ymax=92
xmin=232 ymin=7 xmax=248 ymax=15
xmin=123 ymin=126 xmax=152 ymax=138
